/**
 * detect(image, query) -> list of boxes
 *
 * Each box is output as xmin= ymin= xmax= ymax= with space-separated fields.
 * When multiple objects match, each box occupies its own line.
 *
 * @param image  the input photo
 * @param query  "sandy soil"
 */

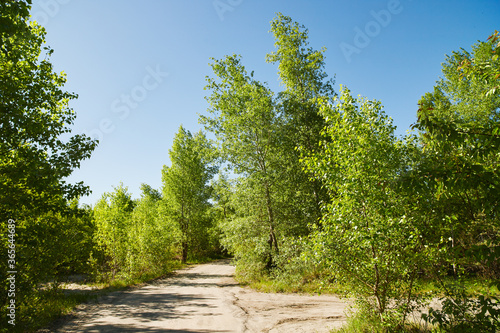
xmin=49 ymin=259 xmax=349 ymax=332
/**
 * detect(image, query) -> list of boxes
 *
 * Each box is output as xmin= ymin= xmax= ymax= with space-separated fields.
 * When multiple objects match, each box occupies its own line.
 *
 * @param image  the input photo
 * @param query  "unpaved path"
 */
xmin=52 ymin=259 xmax=348 ymax=332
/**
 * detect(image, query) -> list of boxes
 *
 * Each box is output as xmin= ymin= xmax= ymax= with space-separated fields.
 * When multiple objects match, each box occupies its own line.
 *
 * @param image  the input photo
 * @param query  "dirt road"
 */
xmin=53 ymin=259 xmax=348 ymax=332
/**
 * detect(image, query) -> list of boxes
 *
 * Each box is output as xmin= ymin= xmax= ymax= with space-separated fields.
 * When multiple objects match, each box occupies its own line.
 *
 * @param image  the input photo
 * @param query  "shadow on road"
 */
xmin=73 ymin=324 xmax=232 ymax=333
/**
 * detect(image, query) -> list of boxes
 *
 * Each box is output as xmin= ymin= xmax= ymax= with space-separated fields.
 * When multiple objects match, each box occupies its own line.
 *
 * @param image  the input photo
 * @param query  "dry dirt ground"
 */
xmin=49 ymin=259 xmax=349 ymax=333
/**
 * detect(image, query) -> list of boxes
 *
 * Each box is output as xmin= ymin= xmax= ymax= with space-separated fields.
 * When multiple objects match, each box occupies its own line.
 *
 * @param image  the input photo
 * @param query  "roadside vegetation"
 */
xmin=1 ymin=1 xmax=499 ymax=332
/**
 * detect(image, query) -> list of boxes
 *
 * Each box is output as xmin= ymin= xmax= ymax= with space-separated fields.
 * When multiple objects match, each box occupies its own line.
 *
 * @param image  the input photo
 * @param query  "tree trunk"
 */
xmin=181 ymin=241 xmax=188 ymax=263
xmin=180 ymin=204 xmax=188 ymax=263
xmin=264 ymin=180 xmax=279 ymax=269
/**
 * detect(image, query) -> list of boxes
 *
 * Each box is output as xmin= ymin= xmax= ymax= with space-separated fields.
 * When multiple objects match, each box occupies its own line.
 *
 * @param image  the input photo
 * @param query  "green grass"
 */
xmin=10 ymin=289 xmax=98 ymax=333
xmin=236 ymin=271 xmax=343 ymax=295
xmin=239 ymin=270 xmax=500 ymax=298
xmin=414 ymin=277 xmax=500 ymax=297
xmin=90 ymin=260 xmax=184 ymax=291
xmin=332 ymin=314 xmax=435 ymax=333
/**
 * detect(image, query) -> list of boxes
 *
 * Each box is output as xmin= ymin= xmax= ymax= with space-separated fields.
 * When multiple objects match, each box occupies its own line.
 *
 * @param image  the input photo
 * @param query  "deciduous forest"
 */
xmin=1 ymin=1 xmax=499 ymax=332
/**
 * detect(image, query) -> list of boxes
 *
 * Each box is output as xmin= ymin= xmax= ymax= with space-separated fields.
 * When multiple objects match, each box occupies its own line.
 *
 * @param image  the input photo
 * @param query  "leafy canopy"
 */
xmin=0 ymin=0 xmax=97 ymax=219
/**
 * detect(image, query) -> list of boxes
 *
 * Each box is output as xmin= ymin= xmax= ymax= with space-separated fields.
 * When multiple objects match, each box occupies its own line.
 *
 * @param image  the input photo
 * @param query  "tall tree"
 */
xmin=0 ymin=1 xmax=97 ymax=329
xmin=267 ymin=13 xmax=335 ymax=222
xmin=407 ymin=32 xmax=500 ymax=332
xmin=201 ymin=54 xmax=282 ymax=268
xmin=202 ymin=14 xmax=336 ymax=271
xmin=302 ymin=87 xmax=426 ymax=326
xmin=0 ymin=0 xmax=97 ymax=219
xmin=93 ymin=184 xmax=135 ymax=277
xmin=414 ymin=32 xmax=500 ymax=276
xmin=161 ymin=126 xmax=217 ymax=263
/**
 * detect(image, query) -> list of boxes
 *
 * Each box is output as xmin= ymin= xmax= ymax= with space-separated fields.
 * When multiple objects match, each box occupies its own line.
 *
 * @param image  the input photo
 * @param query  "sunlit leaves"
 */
xmin=302 ymin=86 xmax=426 ymax=322
xmin=93 ymin=184 xmax=179 ymax=279
xmin=1 ymin=1 xmax=97 ymax=327
xmin=161 ymin=126 xmax=217 ymax=262
xmin=0 ymin=0 xmax=97 ymax=218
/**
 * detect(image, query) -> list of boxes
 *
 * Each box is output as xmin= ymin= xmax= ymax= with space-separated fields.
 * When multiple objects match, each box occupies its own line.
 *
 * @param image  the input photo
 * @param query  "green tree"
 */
xmin=161 ymin=126 xmax=217 ymax=263
xmin=93 ymin=184 xmax=135 ymax=279
xmin=415 ymin=32 xmax=500 ymax=277
xmin=201 ymin=54 xmax=282 ymax=269
xmin=202 ymin=14 xmax=335 ymax=274
xmin=0 ymin=0 xmax=97 ymax=219
xmin=413 ymin=32 xmax=500 ymax=331
xmin=302 ymin=87 xmax=427 ymax=326
xmin=129 ymin=184 xmax=179 ymax=275
xmin=266 ymin=13 xmax=335 ymax=235
xmin=91 ymin=184 xmax=181 ymax=281
xmin=92 ymin=183 xmax=180 ymax=281
xmin=0 ymin=1 xmax=97 ymax=330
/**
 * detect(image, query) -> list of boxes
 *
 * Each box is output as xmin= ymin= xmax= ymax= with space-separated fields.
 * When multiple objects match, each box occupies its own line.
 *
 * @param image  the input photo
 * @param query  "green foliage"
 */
xmin=92 ymin=184 xmax=179 ymax=281
xmin=202 ymin=55 xmax=279 ymax=177
xmin=0 ymin=206 xmax=96 ymax=332
xmin=266 ymin=236 xmax=331 ymax=293
xmin=161 ymin=126 xmax=218 ymax=262
xmin=202 ymin=13 xmax=335 ymax=275
xmin=266 ymin=13 xmax=334 ymax=98
xmin=415 ymin=31 xmax=500 ymax=223
xmin=302 ymin=86 xmax=427 ymax=324
xmin=93 ymin=184 xmax=135 ymax=278
xmin=0 ymin=1 xmax=97 ymax=219
xmin=412 ymin=32 xmax=500 ymax=332
xmin=0 ymin=1 xmax=97 ymax=330
xmin=130 ymin=184 xmax=179 ymax=270
xmin=305 ymin=31 xmax=500 ymax=332
xmin=422 ymin=282 xmax=500 ymax=332
xmin=458 ymin=30 xmax=500 ymax=97
xmin=202 ymin=53 xmax=281 ymax=269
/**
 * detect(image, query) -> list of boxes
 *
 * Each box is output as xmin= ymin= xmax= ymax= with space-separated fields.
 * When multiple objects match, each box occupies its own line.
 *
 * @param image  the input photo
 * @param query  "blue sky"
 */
xmin=30 ymin=0 xmax=500 ymax=205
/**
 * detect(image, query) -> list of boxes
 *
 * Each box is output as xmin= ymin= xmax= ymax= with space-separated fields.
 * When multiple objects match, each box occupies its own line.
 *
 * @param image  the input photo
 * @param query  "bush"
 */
xmin=422 ymin=280 xmax=500 ymax=332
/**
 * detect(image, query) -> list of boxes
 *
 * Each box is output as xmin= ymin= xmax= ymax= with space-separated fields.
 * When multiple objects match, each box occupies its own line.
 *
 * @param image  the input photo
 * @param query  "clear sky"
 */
xmin=30 ymin=0 xmax=500 ymax=205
